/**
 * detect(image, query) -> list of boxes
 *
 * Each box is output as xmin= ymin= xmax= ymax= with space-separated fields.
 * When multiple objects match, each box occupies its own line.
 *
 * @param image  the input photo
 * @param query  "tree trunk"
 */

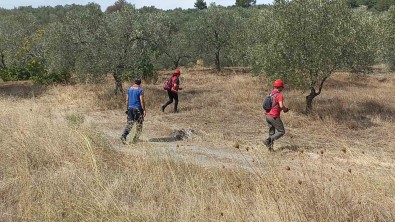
xmin=214 ymin=31 xmax=221 ymax=72
xmin=0 ymin=52 xmax=5 ymax=69
xmin=113 ymin=71 xmax=123 ymax=95
xmin=173 ymin=57 xmax=181 ymax=69
xmin=305 ymin=88 xmax=317 ymax=114
xmin=215 ymin=49 xmax=221 ymax=72
xmin=305 ymin=76 xmax=329 ymax=114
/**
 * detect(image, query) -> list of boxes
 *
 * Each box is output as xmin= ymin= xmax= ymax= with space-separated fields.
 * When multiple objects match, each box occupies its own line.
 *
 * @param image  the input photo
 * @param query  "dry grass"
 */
xmin=0 ymin=69 xmax=394 ymax=221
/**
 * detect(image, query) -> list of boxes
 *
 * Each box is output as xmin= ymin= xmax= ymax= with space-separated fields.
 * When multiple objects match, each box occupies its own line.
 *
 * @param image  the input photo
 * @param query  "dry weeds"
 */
xmin=0 ymin=69 xmax=394 ymax=221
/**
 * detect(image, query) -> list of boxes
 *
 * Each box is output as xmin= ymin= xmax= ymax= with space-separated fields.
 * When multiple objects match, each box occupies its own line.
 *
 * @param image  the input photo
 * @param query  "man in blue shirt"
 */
xmin=121 ymin=79 xmax=146 ymax=144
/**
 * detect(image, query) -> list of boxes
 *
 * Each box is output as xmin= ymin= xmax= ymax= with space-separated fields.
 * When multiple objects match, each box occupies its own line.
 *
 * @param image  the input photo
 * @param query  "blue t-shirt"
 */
xmin=127 ymin=86 xmax=144 ymax=109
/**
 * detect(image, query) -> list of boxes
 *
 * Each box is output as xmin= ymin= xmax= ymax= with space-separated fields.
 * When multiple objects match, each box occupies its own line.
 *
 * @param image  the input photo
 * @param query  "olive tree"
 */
xmin=235 ymin=0 xmax=257 ymax=8
xmin=195 ymin=0 xmax=208 ymax=10
xmin=103 ymin=5 xmax=143 ymax=94
xmin=43 ymin=3 xmax=105 ymax=84
xmin=382 ymin=6 xmax=395 ymax=70
xmin=191 ymin=7 xmax=240 ymax=71
xmin=227 ymin=8 xmax=267 ymax=67
xmin=141 ymin=10 xmax=193 ymax=69
xmin=254 ymin=0 xmax=377 ymax=113
xmin=0 ymin=11 xmax=42 ymax=80
xmin=71 ymin=3 xmax=107 ymax=83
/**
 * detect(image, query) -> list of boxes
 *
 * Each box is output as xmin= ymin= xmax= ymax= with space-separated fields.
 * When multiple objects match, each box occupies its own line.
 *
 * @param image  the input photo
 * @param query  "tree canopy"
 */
xmin=0 ymin=0 xmax=392 ymax=112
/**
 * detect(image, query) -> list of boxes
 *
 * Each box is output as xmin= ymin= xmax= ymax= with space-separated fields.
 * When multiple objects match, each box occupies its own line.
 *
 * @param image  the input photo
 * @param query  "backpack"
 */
xmin=263 ymin=93 xmax=278 ymax=112
xmin=163 ymin=78 xmax=173 ymax=90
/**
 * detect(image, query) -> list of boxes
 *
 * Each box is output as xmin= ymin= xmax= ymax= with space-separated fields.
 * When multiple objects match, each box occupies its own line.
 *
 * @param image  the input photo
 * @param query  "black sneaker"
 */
xmin=120 ymin=136 xmax=127 ymax=145
xmin=263 ymin=138 xmax=273 ymax=150
xmin=161 ymin=106 xmax=165 ymax=112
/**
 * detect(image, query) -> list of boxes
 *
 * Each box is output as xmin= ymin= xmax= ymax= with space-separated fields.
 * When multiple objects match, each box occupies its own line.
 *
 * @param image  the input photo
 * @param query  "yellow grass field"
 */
xmin=0 ymin=69 xmax=394 ymax=221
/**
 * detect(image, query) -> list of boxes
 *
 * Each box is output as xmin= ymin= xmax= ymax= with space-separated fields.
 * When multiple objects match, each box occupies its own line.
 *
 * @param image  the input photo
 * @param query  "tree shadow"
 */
xmin=314 ymin=98 xmax=395 ymax=130
xmin=274 ymin=144 xmax=300 ymax=152
xmin=0 ymin=81 xmax=47 ymax=98
xmin=148 ymin=137 xmax=182 ymax=142
xmin=324 ymin=76 xmax=369 ymax=89
xmin=148 ymin=129 xmax=196 ymax=142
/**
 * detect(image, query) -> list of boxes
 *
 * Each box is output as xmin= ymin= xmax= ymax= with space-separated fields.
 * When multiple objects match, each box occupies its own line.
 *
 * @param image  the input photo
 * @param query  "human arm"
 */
xmin=172 ymin=78 xmax=181 ymax=91
xmin=125 ymin=94 xmax=129 ymax=109
xmin=140 ymin=95 xmax=146 ymax=117
xmin=279 ymin=101 xmax=289 ymax=113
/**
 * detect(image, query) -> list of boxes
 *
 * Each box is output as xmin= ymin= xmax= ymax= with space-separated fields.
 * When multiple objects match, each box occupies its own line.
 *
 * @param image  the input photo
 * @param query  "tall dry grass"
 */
xmin=0 ymin=70 xmax=394 ymax=221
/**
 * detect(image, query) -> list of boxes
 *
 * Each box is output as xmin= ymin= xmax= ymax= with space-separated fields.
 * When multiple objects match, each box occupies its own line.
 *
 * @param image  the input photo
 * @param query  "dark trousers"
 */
xmin=265 ymin=115 xmax=285 ymax=142
xmin=122 ymin=108 xmax=144 ymax=143
xmin=163 ymin=90 xmax=178 ymax=111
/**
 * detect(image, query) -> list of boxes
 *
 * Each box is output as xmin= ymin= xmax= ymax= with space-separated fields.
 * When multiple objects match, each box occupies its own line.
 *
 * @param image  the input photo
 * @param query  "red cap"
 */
xmin=273 ymin=79 xmax=284 ymax=88
xmin=174 ymin=69 xmax=181 ymax=75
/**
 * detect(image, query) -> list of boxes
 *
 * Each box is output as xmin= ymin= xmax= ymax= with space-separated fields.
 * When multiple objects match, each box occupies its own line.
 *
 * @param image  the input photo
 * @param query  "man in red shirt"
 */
xmin=161 ymin=69 xmax=182 ymax=113
xmin=263 ymin=79 xmax=289 ymax=152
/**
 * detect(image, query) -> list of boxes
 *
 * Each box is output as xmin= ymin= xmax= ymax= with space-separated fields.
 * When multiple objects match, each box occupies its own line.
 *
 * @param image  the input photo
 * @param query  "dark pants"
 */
xmin=122 ymin=108 xmax=144 ymax=143
xmin=265 ymin=115 xmax=285 ymax=142
xmin=163 ymin=90 xmax=178 ymax=112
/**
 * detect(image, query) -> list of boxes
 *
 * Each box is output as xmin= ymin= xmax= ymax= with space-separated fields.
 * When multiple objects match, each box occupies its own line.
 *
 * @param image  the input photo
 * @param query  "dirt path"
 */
xmin=85 ymin=110 xmax=267 ymax=172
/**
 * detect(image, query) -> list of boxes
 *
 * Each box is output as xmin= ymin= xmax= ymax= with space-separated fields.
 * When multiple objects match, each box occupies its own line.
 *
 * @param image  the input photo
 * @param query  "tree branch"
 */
xmin=317 ymin=76 xmax=328 ymax=96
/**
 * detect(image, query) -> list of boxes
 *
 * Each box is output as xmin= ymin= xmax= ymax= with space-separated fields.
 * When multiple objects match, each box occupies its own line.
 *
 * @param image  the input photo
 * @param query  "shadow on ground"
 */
xmin=0 ymin=81 xmax=47 ymax=98
xmin=148 ymin=137 xmax=182 ymax=142
xmin=148 ymin=129 xmax=197 ymax=142
xmin=275 ymin=145 xmax=300 ymax=152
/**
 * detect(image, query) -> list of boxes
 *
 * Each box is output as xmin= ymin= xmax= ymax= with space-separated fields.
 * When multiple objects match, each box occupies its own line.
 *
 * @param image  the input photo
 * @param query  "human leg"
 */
xmin=162 ymin=90 xmax=174 ymax=111
xmin=121 ymin=109 xmax=134 ymax=144
xmin=268 ymin=116 xmax=285 ymax=142
xmin=173 ymin=92 xmax=179 ymax=112
xmin=264 ymin=116 xmax=276 ymax=150
xmin=131 ymin=109 xmax=144 ymax=143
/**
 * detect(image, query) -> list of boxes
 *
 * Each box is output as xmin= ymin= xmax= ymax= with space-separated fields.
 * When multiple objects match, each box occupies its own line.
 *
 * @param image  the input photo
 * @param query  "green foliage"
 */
xmin=253 ymin=0 xmax=377 ymax=112
xmin=143 ymin=10 xmax=194 ymax=69
xmin=65 ymin=113 xmax=85 ymax=127
xmin=0 ymin=67 xmax=26 ymax=81
xmin=195 ymin=0 xmax=208 ymax=10
xmin=375 ymin=0 xmax=392 ymax=10
xmin=350 ymin=0 xmax=395 ymax=10
xmin=382 ymin=6 xmax=395 ymax=70
xmin=228 ymin=8 xmax=264 ymax=67
xmin=191 ymin=8 xmax=241 ymax=71
xmin=105 ymin=0 xmax=129 ymax=13
xmin=0 ymin=58 xmax=70 ymax=84
xmin=235 ymin=0 xmax=257 ymax=8
xmin=136 ymin=54 xmax=158 ymax=83
xmin=30 ymin=69 xmax=70 ymax=85
xmin=0 ymin=0 xmax=390 ymax=96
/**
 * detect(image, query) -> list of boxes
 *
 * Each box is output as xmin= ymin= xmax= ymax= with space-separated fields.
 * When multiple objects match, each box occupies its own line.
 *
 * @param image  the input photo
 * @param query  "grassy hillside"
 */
xmin=0 ymin=69 xmax=394 ymax=221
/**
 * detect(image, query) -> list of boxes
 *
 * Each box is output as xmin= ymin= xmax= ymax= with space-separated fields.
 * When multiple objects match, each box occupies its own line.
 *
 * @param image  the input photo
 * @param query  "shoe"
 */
xmin=263 ymin=138 xmax=273 ymax=150
xmin=173 ymin=110 xmax=178 ymax=113
xmin=264 ymin=138 xmax=274 ymax=152
xmin=131 ymin=138 xmax=140 ymax=144
xmin=120 ymin=136 xmax=127 ymax=145
xmin=161 ymin=106 xmax=165 ymax=112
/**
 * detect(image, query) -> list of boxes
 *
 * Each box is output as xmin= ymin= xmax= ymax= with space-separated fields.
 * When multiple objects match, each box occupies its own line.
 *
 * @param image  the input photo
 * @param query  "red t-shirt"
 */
xmin=171 ymin=76 xmax=180 ymax=92
xmin=266 ymin=89 xmax=284 ymax=118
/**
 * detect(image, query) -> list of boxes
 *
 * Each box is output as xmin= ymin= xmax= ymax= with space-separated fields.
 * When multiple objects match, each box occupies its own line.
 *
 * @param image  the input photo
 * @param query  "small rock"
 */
xmin=306 ymin=152 xmax=320 ymax=159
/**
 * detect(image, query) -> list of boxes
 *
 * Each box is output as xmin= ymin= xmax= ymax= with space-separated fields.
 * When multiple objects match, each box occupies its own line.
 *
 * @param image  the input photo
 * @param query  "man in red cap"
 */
xmin=161 ymin=69 xmax=182 ymax=113
xmin=263 ymin=79 xmax=289 ymax=151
